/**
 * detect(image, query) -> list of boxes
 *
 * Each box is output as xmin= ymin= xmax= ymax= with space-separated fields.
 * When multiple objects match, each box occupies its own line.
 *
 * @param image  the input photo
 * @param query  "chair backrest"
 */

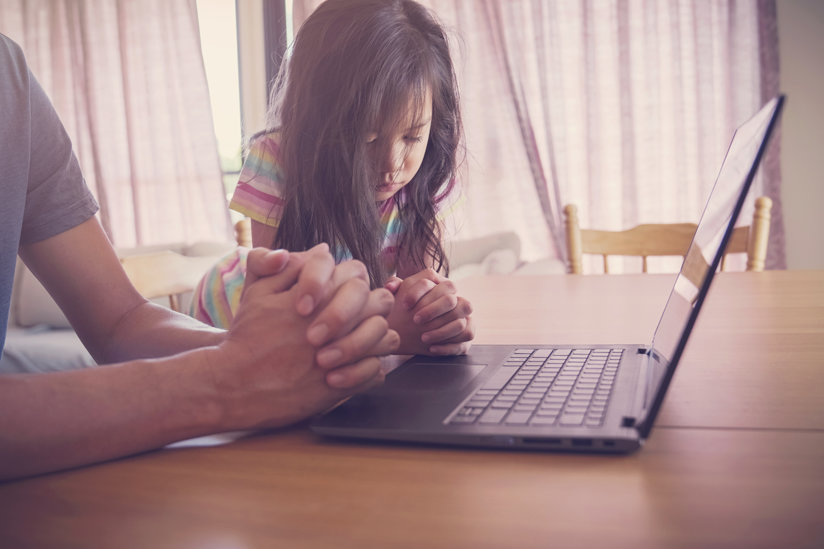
xmin=120 ymin=251 xmax=222 ymax=312
xmin=563 ymin=196 xmax=772 ymax=274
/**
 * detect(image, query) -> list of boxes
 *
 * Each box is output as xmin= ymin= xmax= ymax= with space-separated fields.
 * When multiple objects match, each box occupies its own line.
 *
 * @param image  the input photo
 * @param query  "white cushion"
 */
xmin=10 ymin=240 xmax=236 ymax=329
xmin=1 ymin=326 xmax=95 ymax=373
xmin=447 ymin=231 xmax=521 ymax=269
xmin=451 ymin=248 xmax=520 ymax=280
xmin=12 ymin=260 xmax=72 ymax=329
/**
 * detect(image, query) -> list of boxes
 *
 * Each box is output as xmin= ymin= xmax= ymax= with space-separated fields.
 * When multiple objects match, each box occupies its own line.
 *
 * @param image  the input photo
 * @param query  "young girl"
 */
xmin=191 ymin=0 xmax=473 ymax=356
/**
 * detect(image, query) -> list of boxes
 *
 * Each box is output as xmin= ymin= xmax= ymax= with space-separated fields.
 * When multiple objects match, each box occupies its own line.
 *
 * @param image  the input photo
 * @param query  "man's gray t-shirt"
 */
xmin=1 ymin=34 xmax=99 ymax=354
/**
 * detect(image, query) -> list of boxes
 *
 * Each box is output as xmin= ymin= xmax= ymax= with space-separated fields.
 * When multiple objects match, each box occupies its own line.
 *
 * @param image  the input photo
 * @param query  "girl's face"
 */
xmin=367 ymin=91 xmax=433 ymax=202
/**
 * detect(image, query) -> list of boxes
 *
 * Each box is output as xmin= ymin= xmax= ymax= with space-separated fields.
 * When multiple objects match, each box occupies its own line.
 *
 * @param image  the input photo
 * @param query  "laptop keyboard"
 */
xmin=447 ymin=348 xmax=622 ymax=428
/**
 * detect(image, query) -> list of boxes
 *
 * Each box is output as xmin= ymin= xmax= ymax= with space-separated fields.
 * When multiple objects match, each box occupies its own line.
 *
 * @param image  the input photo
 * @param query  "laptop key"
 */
xmin=514 ymin=404 xmax=537 ymax=413
xmin=559 ymin=413 xmax=585 ymax=426
xmin=449 ymin=415 xmax=478 ymax=424
xmin=536 ymin=407 xmax=561 ymax=415
xmin=478 ymin=408 xmax=508 ymax=424
xmin=505 ymin=411 xmax=532 ymax=424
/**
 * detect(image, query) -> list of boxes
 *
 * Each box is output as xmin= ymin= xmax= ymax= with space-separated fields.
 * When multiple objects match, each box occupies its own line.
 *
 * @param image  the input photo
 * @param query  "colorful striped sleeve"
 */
xmin=188 ymin=248 xmax=248 ymax=330
xmin=229 ymin=133 xmax=286 ymax=227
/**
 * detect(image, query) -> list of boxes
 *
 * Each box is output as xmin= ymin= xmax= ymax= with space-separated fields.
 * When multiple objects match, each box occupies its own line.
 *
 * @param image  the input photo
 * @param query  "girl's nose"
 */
xmin=382 ymin=141 xmax=405 ymax=179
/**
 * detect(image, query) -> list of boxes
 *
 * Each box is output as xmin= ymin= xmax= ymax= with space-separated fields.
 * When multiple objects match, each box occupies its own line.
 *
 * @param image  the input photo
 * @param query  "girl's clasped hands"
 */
xmin=384 ymin=269 xmax=474 ymax=356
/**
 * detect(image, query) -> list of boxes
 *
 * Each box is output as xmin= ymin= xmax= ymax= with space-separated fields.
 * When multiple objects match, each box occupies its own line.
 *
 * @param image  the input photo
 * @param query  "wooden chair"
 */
xmin=120 ymin=251 xmax=222 ymax=312
xmin=563 ymin=196 xmax=773 ymax=274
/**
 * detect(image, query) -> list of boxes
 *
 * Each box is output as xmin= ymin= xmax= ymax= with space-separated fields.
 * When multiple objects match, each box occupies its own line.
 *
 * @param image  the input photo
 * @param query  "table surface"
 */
xmin=1 ymin=270 xmax=822 ymax=549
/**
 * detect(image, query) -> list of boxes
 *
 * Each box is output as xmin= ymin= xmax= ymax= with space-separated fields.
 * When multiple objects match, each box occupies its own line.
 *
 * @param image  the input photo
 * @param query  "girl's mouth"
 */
xmin=377 ymin=182 xmax=400 ymax=193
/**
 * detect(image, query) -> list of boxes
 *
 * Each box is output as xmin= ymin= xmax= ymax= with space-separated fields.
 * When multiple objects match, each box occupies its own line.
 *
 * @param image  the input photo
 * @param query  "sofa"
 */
xmin=1 ymin=241 xmax=236 ymax=374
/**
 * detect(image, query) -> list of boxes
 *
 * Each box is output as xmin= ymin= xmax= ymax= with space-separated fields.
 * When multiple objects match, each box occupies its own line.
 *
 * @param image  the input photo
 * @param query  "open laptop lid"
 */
xmin=635 ymin=95 xmax=785 ymax=439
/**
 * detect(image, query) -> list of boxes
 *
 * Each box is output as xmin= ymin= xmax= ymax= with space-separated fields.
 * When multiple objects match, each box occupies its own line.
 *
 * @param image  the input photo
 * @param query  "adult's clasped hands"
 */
xmin=212 ymin=243 xmax=399 ymax=431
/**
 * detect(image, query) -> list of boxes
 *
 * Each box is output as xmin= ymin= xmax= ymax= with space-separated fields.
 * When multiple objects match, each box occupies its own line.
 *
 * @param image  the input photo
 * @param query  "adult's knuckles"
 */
xmin=343 ymin=276 xmax=371 ymax=295
xmin=461 ymin=320 xmax=476 ymax=341
xmin=341 ymin=259 xmax=369 ymax=281
xmin=332 ymin=357 xmax=382 ymax=392
xmin=371 ymin=288 xmax=396 ymax=314
xmin=324 ymin=279 xmax=370 ymax=324
xmin=347 ymin=316 xmax=390 ymax=355
xmin=320 ymin=305 xmax=352 ymax=330
xmin=384 ymin=329 xmax=401 ymax=353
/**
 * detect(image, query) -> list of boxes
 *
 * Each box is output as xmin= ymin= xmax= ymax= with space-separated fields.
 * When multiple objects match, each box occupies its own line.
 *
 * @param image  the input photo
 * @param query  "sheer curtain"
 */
xmin=292 ymin=0 xmax=784 ymax=270
xmin=0 ymin=0 xmax=232 ymax=247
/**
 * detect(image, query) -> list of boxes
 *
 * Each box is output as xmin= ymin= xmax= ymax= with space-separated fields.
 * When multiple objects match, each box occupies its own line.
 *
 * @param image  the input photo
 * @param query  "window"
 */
xmin=196 ymin=0 xmax=243 ymax=203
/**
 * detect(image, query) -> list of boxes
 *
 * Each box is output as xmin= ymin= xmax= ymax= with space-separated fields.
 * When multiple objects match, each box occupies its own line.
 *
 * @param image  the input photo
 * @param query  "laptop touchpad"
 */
xmin=384 ymin=362 xmax=486 ymax=393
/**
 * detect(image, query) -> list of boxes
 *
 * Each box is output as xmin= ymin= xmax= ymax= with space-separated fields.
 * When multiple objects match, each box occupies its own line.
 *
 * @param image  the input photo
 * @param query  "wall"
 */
xmin=777 ymin=0 xmax=824 ymax=269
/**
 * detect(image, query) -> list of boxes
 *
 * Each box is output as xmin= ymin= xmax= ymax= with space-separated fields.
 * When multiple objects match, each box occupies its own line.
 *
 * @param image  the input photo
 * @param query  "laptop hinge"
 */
xmin=625 ymin=346 xmax=652 ymax=433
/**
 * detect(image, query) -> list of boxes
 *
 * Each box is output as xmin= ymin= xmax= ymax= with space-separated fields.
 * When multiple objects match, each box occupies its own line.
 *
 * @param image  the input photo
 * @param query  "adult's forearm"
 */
xmin=95 ymin=301 xmax=226 ymax=363
xmin=0 ymin=346 xmax=226 ymax=481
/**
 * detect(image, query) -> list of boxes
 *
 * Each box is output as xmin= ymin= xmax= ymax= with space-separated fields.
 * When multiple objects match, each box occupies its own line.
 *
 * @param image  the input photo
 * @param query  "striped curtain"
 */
xmin=0 ymin=0 xmax=232 ymax=247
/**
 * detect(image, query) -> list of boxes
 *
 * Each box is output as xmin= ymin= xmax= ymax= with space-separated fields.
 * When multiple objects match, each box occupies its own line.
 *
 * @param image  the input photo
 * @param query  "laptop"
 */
xmin=312 ymin=95 xmax=785 ymax=453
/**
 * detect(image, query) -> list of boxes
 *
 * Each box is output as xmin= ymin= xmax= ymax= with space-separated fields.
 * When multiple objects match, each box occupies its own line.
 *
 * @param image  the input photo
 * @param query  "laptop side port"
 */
xmin=521 ymin=437 xmax=562 ymax=445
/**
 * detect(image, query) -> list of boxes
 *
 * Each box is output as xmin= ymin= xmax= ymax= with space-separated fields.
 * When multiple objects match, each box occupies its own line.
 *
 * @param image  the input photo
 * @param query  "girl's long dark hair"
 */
xmin=264 ymin=0 xmax=463 ymax=286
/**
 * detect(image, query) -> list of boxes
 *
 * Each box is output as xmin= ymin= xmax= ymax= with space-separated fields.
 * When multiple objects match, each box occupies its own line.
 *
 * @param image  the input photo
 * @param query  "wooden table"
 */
xmin=1 ymin=270 xmax=822 ymax=548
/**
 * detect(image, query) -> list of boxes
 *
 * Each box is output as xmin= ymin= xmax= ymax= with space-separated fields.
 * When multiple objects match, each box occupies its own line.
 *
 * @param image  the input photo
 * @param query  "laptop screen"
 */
xmin=638 ymin=95 xmax=784 ymax=434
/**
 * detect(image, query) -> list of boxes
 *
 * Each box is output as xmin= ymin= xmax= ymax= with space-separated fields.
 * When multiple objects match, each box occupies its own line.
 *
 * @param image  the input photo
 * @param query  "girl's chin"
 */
xmin=375 ymin=183 xmax=403 ymax=200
